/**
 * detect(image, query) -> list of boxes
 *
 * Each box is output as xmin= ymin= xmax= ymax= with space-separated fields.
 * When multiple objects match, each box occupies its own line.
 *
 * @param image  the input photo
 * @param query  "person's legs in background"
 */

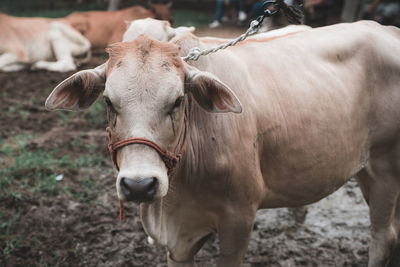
xmin=209 ymin=0 xmax=248 ymax=28
xmin=236 ymin=0 xmax=247 ymax=21
xmin=210 ymin=0 xmax=226 ymax=28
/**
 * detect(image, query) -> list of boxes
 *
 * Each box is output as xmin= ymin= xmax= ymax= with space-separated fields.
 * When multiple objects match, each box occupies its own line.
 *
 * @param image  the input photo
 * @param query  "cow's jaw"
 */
xmin=116 ymin=145 xmax=169 ymax=202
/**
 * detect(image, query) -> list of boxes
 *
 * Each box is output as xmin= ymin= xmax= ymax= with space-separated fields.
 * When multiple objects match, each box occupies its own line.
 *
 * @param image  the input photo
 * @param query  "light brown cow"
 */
xmin=64 ymin=4 xmax=172 ymax=49
xmin=46 ymin=21 xmax=400 ymax=267
xmin=0 ymin=13 xmax=91 ymax=72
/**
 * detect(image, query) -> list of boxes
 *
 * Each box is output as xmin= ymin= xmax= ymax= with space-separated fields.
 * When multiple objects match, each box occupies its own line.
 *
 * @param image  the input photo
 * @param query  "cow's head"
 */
xmin=149 ymin=2 xmax=173 ymax=24
xmin=123 ymin=18 xmax=195 ymax=42
xmin=45 ymin=36 xmax=241 ymax=203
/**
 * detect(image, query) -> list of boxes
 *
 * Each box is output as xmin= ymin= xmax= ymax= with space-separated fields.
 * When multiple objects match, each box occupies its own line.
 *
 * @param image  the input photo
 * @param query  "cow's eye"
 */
xmin=173 ymin=96 xmax=183 ymax=109
xmin=104 ymin=96 xmax=117 ymax=114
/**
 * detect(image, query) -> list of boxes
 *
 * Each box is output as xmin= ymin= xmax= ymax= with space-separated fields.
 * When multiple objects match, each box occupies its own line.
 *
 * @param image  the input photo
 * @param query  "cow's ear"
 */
xmin=184 ymin=64 xmax=242 ymax=113
xmin=166 ymin=22 xmax=195 ymax=40
xmin=45 ymin=64 xmax=106 ymax=111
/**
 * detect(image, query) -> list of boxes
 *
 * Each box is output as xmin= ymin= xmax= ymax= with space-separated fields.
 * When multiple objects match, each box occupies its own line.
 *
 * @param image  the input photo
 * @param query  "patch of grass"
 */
xmin=84 ymin=100 xmax=106 ymax=125
xmin=0 ymin=212 xmax=23 ymax=261
xmin=1 ymin=148 xmax=70 ymax=197
xmin=53 ymin=97 xmax=105 ymax=124
xmin=0 ymin=134 xmax=106 ymax=201
xmin=64 ymin=177 xmax=98 ymax=203
xmin=173 ymin=8 xmax=214 ymax=27
xmin=18 ymin=110 xmax=30 ymax=122
xmin=74 ymin=154 xmax=105 ymax=168
xmin=39 ymin=256 xmax=51 ymax=267
xmin=0 ymin=134 xmax=36 ymax=157
xmin=55 ymin=110 xmax=77 ymax=122
xmin=7 ymin=104 xmax=25 ymax=114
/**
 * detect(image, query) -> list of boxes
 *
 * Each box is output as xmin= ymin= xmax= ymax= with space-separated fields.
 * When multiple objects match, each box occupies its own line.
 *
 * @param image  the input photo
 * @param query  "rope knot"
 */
xmin=163 ymin=151 xmax=180 ymax=174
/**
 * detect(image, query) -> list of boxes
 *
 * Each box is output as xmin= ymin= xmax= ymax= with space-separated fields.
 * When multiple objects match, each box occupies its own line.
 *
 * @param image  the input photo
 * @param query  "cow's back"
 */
xmin=174 ymin=21 xmax=400 ymax=208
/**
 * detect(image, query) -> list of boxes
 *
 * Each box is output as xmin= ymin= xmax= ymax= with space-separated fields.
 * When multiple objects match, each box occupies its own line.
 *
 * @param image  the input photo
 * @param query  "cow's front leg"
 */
xmin=217 ymin=216 xmax=255 ymax=267
xmin=167 ymin=252 xmax=194 ymax=267
xmin=166 ymin=232 xmax=213 ymax=267
xmin=0 ymin=52 xmax=22 ymax=71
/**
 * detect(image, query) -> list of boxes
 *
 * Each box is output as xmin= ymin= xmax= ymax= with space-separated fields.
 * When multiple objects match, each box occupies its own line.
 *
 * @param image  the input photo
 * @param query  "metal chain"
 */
xmin=182 ymin=1 xmax=279 ymax=62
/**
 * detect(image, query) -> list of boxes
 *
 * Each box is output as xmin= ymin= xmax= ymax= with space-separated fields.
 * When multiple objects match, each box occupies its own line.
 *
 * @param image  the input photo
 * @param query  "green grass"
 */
xmin=0 ymin=212 xmax=23 ymax=260
xmin=84 ymin=100 xmax=106 ymax=125
xmin=0 ymin=132 xmax=105 ymax=201
xmin=1 ymin=148 xmax=68 ymax=197
xmin=0 ymin=132 xmax=106 ymax=263
xmin=64 ymin=177 xmax=98 ymax=203
xmin=53 ymin=97 xmax=105 ymax=124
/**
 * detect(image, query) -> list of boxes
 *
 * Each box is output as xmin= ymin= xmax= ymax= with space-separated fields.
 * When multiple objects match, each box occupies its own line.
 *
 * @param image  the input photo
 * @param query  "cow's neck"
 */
xmin=140 ymin=35 xmax=242 ymax=248
xmin=140 ymin=94 xmax=227 ymax=248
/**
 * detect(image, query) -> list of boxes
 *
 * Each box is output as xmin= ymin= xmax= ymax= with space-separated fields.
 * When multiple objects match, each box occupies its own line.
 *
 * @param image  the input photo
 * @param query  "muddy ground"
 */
xmin=0 ymin=27 xmax=387 ymax=267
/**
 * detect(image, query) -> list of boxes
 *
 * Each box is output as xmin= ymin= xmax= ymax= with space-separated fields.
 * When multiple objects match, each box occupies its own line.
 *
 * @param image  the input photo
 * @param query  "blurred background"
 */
xmin=1 ymin=0 xmax=399 ymax=28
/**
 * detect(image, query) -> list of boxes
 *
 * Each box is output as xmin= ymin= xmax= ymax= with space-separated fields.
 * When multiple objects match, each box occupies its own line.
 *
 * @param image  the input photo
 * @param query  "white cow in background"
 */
xmin=0 ymin=13 xmax=91 ymax=72
xmin=123 ymin=18 xmax=195 ymax=42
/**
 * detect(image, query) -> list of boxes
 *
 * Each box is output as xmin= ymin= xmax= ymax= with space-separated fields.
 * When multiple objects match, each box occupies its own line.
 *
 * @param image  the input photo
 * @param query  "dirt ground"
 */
xmin=0 ymin=26 xmax=394 ymax=267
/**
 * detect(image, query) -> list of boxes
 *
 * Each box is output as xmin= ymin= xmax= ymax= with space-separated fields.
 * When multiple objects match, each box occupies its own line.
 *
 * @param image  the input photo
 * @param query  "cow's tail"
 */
xmin=276 ymin=0 xmax=304 ymax=25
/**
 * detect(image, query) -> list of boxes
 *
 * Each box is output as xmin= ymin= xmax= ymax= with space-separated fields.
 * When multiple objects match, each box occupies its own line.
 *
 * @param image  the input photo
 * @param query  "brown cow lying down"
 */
xmin=64 ymin=4 xmax=172 ymax=49
xmin=46 ymin=21 xmax=400 ymax=267
xmin=0 ymin=13 xmax=91 ymax=72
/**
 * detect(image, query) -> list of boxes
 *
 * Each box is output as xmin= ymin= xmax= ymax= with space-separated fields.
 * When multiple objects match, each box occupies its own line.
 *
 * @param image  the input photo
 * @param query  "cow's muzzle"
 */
xmin=120 ymin=177 xmax=158 ymax=202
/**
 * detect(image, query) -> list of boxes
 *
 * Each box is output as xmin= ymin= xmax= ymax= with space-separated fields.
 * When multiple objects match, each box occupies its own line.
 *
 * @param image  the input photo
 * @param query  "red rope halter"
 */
xmin=107 ymin=105 xmax=189 ymax=221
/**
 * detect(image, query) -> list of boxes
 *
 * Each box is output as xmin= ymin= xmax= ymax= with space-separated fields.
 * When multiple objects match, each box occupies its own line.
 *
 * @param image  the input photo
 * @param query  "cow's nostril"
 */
xmin=146 ymin=177 xmax=158 ymax=197
xmin=120 ymin=177 xmax=158 ymax=202
xmin=120 ymin=178 xmax=131 ymax=197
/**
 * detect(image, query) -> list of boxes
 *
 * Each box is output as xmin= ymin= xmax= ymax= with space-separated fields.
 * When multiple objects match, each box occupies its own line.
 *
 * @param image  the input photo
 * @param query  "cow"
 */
xmin=122 ymin=20 xmax=312 ymax=228
xmin=123 ymin=18 xmax=195 ymax=43
xmin=0 ymin=13 xmax=91 ymax=72
xmin=64 ymin=4 xmax=173 ymax=49
xmin=45 ymin=20 xmax=400 ymax=267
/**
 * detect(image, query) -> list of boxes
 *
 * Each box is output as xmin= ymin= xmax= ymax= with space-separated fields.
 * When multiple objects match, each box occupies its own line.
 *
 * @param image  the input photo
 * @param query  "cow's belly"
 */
xmin=254 ymin=81 xmax=370 ymax=208
xmin=258 ymin=138 xmax=369 ymax=208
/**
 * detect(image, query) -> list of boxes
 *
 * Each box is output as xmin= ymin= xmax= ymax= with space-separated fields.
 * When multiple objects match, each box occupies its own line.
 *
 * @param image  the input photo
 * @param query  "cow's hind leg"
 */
xmin=388 ymin=195 xmax=400 ymax=267
xmin=288 ymin=206 xmax=308 ymax=224
xmin=356 ymin=142 xmax=400 ymax=267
